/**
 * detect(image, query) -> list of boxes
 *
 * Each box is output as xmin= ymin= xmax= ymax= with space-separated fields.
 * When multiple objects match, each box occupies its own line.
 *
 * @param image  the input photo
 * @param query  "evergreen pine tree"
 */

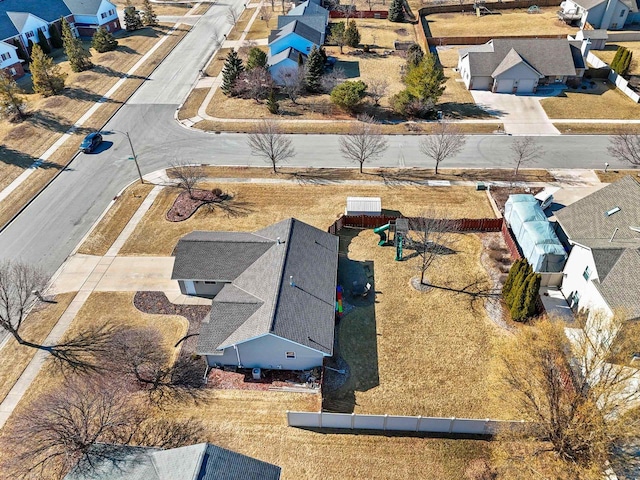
xmin=92 ymin=27 xmax=119 ymax=53
xmin=502 ymin=258 xmax=524 ymax=301
xmin=298 ymin=52 xmax=304 ymax=67
xmin=62 ymin=18 xmax=93 ymax=72
xmin=37 ymin=29 xmax=51 ymax=55
xmin=305 ymin=45 xmax=324 ymax=93
xmin=0 ymin=72 xmax=27 ymax=121
xmin=522 ymin=273 xmax=542 ymax=320
xmin=13 ymin=39 xmax=28 ymax=63
xmin=27 ymin=39 xmax=35 ymax=56
xmin=345 ymin=20 xmax=361 ymax=48
xmin=246 ymin=47 xmax=268 ymax=70
xmin=624 ymin=51 xmax=633 ymax=76
xmin=221 ymin=50 xmax=244 ymax=96
xmin=406 ymin=43 xmax=424 ymax=69
xmin=142 ymin=0 xmax=159 ymax=26
xmin=388 ymin=0 xmax=405 ymax=23
xmin=610 ymin=46 xmax=624 ymax=72
xmin=507 ymin=262 xmax=531 ymax=309
xmin=404 ymin=53 xmax=446 ymax=103
xmin=30 ymin=44 xmax=66 ymax=97
xmin=124 ymin=3 xmax=143 ymax=31
xmin=49 ymin=23 xmax=64 ymax=49
xmin=510 ymin=276 xmax=529 ymax=322
xmin=618 ymin=48 xmax=631 ymax=76
xmin=266 ymin=89 xmax=279 ymax=114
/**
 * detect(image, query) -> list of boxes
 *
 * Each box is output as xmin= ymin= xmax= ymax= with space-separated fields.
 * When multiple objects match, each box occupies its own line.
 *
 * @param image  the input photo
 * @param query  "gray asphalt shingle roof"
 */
xmin=62 ymin=0 xmax=106 ymax=15
xmin=269 ymin=20 xmax=322 ymax=46
xmin=64 ymin=443 xmax=281 ymax=480
xmin=191 ymin=218 xmax=338 ymax=355
xmin=460 ymin=38 xmax=578 ymax=78
xmin=491 ymin=48 xmax=542 ymax=78
xmin=594 ymin=248 xmax=640 ymax=320
xmin=277 ymin=14 xmax=327 ymax=35
xmin=0 ymin=0 xmax=72 ymax=41
xmin=268 ymin=46 xmax=307 ymax=66
xmin=288 ymin=0 xmax=329 ymax=19
xmin=171 ymin=231 xmax=273 ymax=281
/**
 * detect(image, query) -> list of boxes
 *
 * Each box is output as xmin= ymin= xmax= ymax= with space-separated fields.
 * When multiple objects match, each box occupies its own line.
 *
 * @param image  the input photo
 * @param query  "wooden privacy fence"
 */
xmin=287 ymin=411 xmax=527 ymax=435
xmin=328 ymin=215 xmax=503 ymax=235
xmin=329 ymin=10 xmax=389 ymax=18
xmin=501 ymin=220 xmax=522 ymax=260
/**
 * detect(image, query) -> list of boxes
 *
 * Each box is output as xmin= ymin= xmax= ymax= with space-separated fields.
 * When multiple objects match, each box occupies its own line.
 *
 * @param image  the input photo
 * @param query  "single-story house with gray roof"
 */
xmin=171 ymin=218 xmax=338 ymax=370
xmin=458 ymin=38 xmax=587 ymax=93
xmin=64 ymin=443 xmax=281 ymax=480
xmin=268 ymin=20 xmax=323 ymax=57
xmin=556 ymin=176 xmax=640 ymax=320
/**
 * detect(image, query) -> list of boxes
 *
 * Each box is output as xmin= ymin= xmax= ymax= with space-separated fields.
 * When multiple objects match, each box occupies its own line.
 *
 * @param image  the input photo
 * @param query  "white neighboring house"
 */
xmin=458 ymin=38 xmax=587 ymax=94
xmin=62 ymin=0 xmax=121 ymax=36
xmin=0 ymin=41 xmax=20 ymax=77
xmin=6 ymin=12 xmax=51 ymax=51
xmin=556 ymin=176 xmax=640 ymax=321
xmin=558 ymin=0 xmax=640 ymax=30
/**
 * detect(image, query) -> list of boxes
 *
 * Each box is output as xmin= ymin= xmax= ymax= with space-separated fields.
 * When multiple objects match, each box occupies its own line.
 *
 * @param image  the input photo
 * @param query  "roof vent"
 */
xmin=605 ymin=206 xmax=621 ymax=217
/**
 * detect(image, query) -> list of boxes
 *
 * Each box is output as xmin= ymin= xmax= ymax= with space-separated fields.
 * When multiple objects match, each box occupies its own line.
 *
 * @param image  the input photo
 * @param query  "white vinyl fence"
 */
xmin=287 ymin=411 xmax=527 ymax=435
xmin=586 ymin=52 xmax=640 ymax=103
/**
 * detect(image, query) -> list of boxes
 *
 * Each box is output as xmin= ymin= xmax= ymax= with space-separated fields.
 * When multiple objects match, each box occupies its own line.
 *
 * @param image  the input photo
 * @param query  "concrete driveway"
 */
xmin=471 ymin=88 xmax=562 ymax=136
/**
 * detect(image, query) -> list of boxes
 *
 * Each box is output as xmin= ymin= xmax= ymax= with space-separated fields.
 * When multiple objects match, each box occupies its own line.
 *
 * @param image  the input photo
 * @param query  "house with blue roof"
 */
xmin=0 ymin=0 xmax=120 ymax=78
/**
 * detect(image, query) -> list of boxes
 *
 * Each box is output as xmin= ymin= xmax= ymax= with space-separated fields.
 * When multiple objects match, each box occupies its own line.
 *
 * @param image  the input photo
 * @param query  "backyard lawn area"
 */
xmin=425 ymin=9 xmax=575 ymax=37
xmin=592 ymin=42 xmax=640 ymax=74
xmin=540 ymin=81 xmax=640 ymax=119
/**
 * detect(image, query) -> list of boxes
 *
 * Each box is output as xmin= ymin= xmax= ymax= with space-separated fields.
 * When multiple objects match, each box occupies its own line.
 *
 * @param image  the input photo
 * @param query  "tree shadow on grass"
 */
xmin=0 ymin=145 xmax=63 ymax=170
xmin=439 ymin=101 xmax=499 ymax=119
xmin=290 ymin=168 xmax=348 ymax=185
xmin=323 ymin=228 xmax=380 ymax=413
xmin=92 ymin=64 xmax=147 ymax=81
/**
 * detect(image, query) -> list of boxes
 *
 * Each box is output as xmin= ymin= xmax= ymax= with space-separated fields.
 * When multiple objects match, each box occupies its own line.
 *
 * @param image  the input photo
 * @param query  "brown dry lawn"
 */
xmin=332 ymin=229 xmax=510 ymax=417
xmin=245 ymin=5 xmax=287 ymax=40
xmin=77 ymin=182 xmax=154 ymax=256
xmin=0 ymin=292 xmax=76 ymax=404
xmin=0 ymin=24 xmax=190 ymax=229
xmin=226 ymin=7 xmax=255 ymax=41
xmin=111 ymin=0 xmax=196 ymax=16
xmin=595 ymin=169 xmax=640 ymax=183
xmin=120 ymin=183 xmax=495 ymax=256
xmin=554 ymin=123 xmax=640 ymax=134
xmin=177 ymin=88 xmax=209 ymax=120
xmin=593 ymin=42 xmax=640 ymax=74
xmin=426 ymin=9 xmax=576 ymax=37
xmin=205 ymin=47 xmax=233 ymax=77
xmin=183 ymin=165 xmax=554 ymax=182
xmin=540 ymin=81 xmax=640 ymax=119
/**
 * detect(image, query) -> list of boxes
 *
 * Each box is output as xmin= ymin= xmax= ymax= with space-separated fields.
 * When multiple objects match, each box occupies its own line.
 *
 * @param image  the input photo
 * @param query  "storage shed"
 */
xmin=504 ymin=194 xmax=567 ymax=273
xmin=346 ymin=197 xmax=382 ymax=216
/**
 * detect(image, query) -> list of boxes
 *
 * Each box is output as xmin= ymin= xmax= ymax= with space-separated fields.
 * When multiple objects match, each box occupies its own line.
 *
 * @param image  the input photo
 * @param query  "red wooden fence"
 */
xmin=328 ymin=215 xmax=503 ymax=235
xmin=501 ymin=221 xmax=522 ymax=260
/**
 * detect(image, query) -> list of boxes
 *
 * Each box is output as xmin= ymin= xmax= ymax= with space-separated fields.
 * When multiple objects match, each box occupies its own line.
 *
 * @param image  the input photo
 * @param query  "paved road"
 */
xmin=0 ymin=4 xmax=629 ymax=280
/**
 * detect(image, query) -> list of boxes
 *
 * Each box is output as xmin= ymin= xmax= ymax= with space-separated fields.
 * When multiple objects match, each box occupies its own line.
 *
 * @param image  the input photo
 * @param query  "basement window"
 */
xmin=583 ymin=266 xmax=591 ymax=281
xmin=286 ymin=352 xmax=296 ymax=359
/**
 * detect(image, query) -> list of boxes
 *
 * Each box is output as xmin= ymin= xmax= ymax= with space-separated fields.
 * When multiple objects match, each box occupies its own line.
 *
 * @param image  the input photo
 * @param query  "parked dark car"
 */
xmin=79 ymin=132 xmax=103 ymax=153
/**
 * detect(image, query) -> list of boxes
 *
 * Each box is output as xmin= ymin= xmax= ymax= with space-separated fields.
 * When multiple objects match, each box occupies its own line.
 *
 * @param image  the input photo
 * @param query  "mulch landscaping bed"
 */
xmin=166 ymin=189 xmax=225 ymax=222
xmin=207 ymin=367 xmax=320 ymax=391
xmin=490 ymin=186 xmax=543 ymax=213
xmin=133 ymin=291 xmax=210 ymax=354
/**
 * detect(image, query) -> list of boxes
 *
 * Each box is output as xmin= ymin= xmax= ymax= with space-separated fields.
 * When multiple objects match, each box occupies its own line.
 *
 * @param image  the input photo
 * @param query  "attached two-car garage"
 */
xmin=493 ymin=78 xmax=537 ymax=94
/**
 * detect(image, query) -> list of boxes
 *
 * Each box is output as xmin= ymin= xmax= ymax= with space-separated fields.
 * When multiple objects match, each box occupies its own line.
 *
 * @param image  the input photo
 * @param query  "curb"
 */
xmin=0 ymin=23 xmax=191 ymax=236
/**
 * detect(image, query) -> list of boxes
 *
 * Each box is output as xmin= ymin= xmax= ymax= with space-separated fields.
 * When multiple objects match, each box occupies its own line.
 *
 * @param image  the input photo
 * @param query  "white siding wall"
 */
xmin=97 ymin=0 xmax=119 ymax=25
xmin=205 ymin=334 xmax=326 ymax=370
xmin=20 ymin=15 xmax=49 ymax=46
xmin=0 ymin=42 xmax=18 ymax=69
xmin=586 ymin=2 xmax=608 ymax=28
xmin=458 ymin=55 xmax=471 ymax=89
xmin=561 ymin=244 xmax=611 ymax=314
xmin=494 ymin=63 xmax=541 ymax=92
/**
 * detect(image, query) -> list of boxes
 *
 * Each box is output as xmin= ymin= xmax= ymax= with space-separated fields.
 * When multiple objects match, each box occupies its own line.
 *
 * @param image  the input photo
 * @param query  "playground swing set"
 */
xmin=373 ymin=218 xmax=409 ymax=261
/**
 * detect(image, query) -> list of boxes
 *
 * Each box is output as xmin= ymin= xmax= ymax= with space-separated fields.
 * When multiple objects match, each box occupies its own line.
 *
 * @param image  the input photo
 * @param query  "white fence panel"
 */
xmin=451 ymin=419 xmax=487 ymax=435
xmin=419 ymin=417 xmax=454 ymax=433
xmin=353 ymin=414 xmax=386 ymax=430
xmin=587 ymin=51 xmax=609 ymax=69
xmin=287 ymin=411 xmax=320 ymax=428
xmin=609 ymin=70 xmax=640 ymax=103
xmin=387 ymin=415 xmax=421 ymax=431
xmin=322 ymin=412 xmax=352 ymax=429
xmin=607 ymin=32 xmax=640 ymax=42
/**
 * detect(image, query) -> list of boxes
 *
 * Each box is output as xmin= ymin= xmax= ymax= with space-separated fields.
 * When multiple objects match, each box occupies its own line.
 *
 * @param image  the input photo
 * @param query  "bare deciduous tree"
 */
xmin=105 ymin=327 xmax=206 ymax=403
xmin=368 ymin=78 xmax=388 ymax=106
xmin=510 ymin=136 xmax=544 ymax=176
xmin=235 ymin=67 xmax=274 ymax=103
xmin=169 ymin=161 xmax=204 ymax=199
xmin=277 ymin=66 xmax=306 ymax=104
xmin=608 ymin=131 xmax=640 ymax=166
xmin=247 ymin=119 xmax=296 ymax=173
xmin=226 ymin=6 xmax=241 ymax=25
xmin=4 ymin=377 xmax=205 ymax=479
xmin=495 ymin=314 xmax=640 ymax=476
xmin=0 ymin=261 xmax=114 ymax=372
xmin=407 ymin=213 xmax=458 ymax=285
xmin=260 ymin=5 xmax=273 ymax=26
xmin=418 ymin=118 xmax=467 ymax=174
xmin=339 ymin=114 xmax=388 ymax=173
xmin=320 ymin=66 xmax=345 ymax=93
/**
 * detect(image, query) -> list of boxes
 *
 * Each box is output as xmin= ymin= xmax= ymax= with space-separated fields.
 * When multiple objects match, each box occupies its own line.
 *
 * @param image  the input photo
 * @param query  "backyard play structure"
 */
xmin=374 ymin=218 xmax=409 ymax=261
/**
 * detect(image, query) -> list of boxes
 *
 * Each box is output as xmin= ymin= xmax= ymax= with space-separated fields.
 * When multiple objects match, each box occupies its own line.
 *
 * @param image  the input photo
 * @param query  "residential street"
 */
xmin=0 ymin=3 xmax=630 ymax=280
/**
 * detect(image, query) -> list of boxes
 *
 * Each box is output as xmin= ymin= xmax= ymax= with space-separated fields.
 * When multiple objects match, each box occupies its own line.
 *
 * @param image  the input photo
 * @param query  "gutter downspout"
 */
xmin=234 ymin=344 xmax=242 ymax=367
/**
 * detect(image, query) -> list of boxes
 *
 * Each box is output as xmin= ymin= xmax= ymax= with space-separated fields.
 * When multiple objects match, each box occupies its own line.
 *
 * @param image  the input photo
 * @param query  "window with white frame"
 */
xmin=26 ymin=31 xmax=35 ymax=38
xmin=582 ymin=265 xmax=591 ymax=281
xmin=286 ymin=352 xmax=296 ymax=359
xmin=101 ymin=12 xmax=107 ymax=18
xmin=1 ymin=53 xmax=9 ymax=61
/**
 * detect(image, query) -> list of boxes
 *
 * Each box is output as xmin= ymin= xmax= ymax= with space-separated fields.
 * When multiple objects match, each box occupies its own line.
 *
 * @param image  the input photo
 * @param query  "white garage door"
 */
xmin=495 ymin=79 xmax=514 ymax=93
xmin=517 ymin=79 xmax=536 ymax=93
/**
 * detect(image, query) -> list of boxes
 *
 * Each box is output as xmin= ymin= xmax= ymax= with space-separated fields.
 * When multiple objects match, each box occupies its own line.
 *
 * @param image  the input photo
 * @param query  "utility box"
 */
xmin=252 ymin=368 xmax=261 ymax=380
